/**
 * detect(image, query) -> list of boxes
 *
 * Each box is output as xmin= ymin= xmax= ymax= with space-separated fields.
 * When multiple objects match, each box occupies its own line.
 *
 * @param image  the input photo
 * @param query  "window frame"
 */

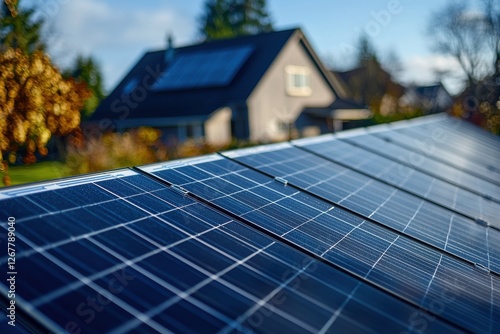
xmin=285 ymin=65 xmax=312 ymax=96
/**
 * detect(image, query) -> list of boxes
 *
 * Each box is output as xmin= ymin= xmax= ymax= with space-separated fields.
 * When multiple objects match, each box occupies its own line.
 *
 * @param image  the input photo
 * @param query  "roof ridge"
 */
xmin=145 ymin=27 xmax=300 ymax=55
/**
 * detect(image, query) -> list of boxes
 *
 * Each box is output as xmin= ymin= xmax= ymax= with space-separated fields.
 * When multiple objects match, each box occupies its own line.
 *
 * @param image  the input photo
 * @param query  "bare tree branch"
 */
xmin=428 ymin=1 xmax=493 ymax=85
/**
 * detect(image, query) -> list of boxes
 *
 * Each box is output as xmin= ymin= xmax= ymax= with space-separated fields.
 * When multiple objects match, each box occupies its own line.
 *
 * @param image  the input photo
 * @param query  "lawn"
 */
xmin=2 ymin=161 xmax=70 ymax=187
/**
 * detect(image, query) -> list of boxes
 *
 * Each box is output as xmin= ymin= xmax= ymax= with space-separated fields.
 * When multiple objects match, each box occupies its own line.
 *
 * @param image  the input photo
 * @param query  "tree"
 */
xmin=382 ymin=50 xmax=404 ymax=80
xmin=355 ymin=34 xmax=378 ymax=66
xmin=199 ymin=0 xmax=273 ymax=40
xmin=427 ymin=1 xmax=494 ymax=86
xmin=338 ymin=35 xmax=407 ymax=120
xmin=428 ymin=1 xmax=500 ymax=134
xmin=64 ymin=55 xmax=106 ymax=119
xmin=0 ymin=0 xmax=45 ymax=53
xmin=0 ymin=49 xmax=90 ymax=184
xmin=483 ymin=0 xmax=500 ymax=77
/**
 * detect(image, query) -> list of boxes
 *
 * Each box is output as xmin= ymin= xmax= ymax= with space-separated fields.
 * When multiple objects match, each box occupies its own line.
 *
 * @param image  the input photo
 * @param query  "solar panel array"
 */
xmin=152 ymin=45 xmax=254 ymax=91
xmin=1 ymin=114 xmax=499 ymax=333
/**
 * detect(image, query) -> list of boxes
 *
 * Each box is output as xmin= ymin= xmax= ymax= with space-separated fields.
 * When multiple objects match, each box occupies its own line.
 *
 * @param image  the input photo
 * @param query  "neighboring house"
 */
xmin=89 ymin=28 xmax=370 ymax=144
xmin=399 ymin=83 xmax=453 ymax=114
xmin=333 ymin=65 xmax=405 ymax=116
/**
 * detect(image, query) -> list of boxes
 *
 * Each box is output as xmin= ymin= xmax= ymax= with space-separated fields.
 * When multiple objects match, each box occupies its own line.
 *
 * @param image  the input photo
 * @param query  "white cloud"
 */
xmin=400 ymin=54 xmax=466 ymax=95
xmin=49 ymin=0 xmax=196 ymax=90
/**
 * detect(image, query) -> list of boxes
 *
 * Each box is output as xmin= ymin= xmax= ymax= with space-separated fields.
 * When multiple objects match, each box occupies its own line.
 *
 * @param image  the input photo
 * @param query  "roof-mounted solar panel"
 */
xmin=152 ymin=45 xmax=254 ymax=91
xmin=0 ymin=167 xmax=462 ymax=333
xmin=1 ymin=115 xmax=498 ymax=333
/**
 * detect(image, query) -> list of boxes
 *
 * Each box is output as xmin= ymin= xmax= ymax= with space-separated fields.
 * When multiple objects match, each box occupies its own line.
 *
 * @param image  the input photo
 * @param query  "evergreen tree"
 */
xmin=0 ymin=0 xmax=45 ymax=54
xmin=199 ymin=0 xmax=273 ymax=40
xmin=64 ymin=55 xmax=106 ymax=119
xmin=343 ymin=35 xmax=405 ymax=117
xmin=355 ymin=34 xmax=378 ymax=67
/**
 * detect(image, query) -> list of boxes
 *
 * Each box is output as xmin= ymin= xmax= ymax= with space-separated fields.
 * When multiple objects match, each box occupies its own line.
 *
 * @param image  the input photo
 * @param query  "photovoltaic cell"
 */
xmin=0 ymin=170 xmax=459 ymax=333
xmin=224 ymin=142 xmax=500 ymax=274
xmin=341 ymin=132 xmax=500 ymax=201
xmin=1 ymin=115 xmax=497 ymax=333
xmin=399 ymin=118 xmax=500 ymax=169
xmin=152 ymin=45 xmax=254 ymax=90
xmin=368 ymin=126 xmax=500 ymax=185
xmin=295 ymin=136 xmax=500 ymax=228
xmin=140 ymin=155 xmax=500 ymax=333
xmin=428 ymin=117 xmax=500 ymax=150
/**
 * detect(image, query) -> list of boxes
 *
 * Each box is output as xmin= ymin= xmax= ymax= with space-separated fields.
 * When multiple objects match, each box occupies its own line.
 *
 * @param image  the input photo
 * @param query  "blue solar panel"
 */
xmin=222 ymin=143 xmax=500 ymax=273
xmin=369 ymin=126 xmax=500 ymax=185
xmin=140 ymin=155 xmax=500 ymax=333
xmin=1 ymin=115 xmax=497 ymax=333
xmin=0 ymin=169 xmax=462 ymax=333
xmin=293 ymin=136 xmax=500 ymax=228
xmin=152 ymin=45 xmax=254 ymax=90
xmin=399 ymin=118 xmax=500 ymax=169
xmin=340 ymin=132 xmax=500 ymax=202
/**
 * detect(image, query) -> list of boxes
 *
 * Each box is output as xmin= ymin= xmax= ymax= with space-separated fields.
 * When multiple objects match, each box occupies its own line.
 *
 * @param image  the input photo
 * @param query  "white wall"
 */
xmin=205 ymin=107 xmax=232 ymax=145
xmin=247 ymin=33 xmax=335 ymax=142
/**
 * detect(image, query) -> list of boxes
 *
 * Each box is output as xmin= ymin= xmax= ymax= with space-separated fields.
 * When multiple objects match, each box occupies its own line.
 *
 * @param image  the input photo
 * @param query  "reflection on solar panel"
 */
xmin=1 ymin=114 xmax=499 ymax=333
xmin=152 ymin=45 xmax=254 ymax=90
xmin=340 ymin=133 xmax=500 ymax=201
xmin=368 ymin=126 xmax=500 ymax=185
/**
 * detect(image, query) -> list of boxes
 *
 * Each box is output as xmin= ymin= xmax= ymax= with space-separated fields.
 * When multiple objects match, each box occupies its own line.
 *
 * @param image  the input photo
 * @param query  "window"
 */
xmin=186 ymin=124 xmax=194 ymax=138
xmin=285 ymin=65 xmax=312 ymax=96
xmin=185 ymin=124 xmax=203 ymax=139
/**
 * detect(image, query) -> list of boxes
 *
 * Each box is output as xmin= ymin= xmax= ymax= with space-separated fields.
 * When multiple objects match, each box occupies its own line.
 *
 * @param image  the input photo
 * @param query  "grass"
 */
xmin=2 ymin=161 xmax=70 ymax=187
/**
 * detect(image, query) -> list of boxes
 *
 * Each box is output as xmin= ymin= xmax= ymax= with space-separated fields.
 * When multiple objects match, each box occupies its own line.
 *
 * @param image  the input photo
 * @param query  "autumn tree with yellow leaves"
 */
xmin=1 ymin=0 xmax=89 ymax=185
xmin=0 ymin=49 xmax=89 ymax=185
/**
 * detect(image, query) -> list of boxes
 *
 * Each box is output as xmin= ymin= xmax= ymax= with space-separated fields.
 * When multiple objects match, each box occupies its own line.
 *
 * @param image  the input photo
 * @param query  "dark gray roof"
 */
xmin=414 ymin=83 xmax=450 ymax=100
xmin=90 ymin=29 xmax=300 ymax=124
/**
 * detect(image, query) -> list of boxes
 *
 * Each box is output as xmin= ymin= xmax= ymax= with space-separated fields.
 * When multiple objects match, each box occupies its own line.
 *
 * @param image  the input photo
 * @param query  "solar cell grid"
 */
xmin=141 ymin=155 xmax=500 ymax=333
xmin=368 ymin=127 xmax=500 ymax=185
xmin=1 ymin=169 xmax=458 ymax=333
xmin=225 ymin=143 xmax=500 ymax=274
xmin=400 ymin=122 xmax=500 ymax=168
xmin=1 ymin=115 xmax=497 ymax=333
xmin=341 ymin=133 xmax=500 ymax=202
xmin=152 ymin=45 xmax=254 ymax=90
xmin=295 ymin=137 xmax=500 ymax=228
xmin=383 ymin=116 xmax=500 ymax=161
xmin=434 ymin=117 xmax=500 ymax=148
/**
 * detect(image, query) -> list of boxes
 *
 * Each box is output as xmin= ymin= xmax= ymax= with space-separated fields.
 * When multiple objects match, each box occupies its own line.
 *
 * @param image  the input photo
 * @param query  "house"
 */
xmin=333 ymin=64 xmax=405 ymax=116
xmin=399 ymin=82 xmax=453 ymax=114
xmin=89 ymin=28 xmax=370 ymax=144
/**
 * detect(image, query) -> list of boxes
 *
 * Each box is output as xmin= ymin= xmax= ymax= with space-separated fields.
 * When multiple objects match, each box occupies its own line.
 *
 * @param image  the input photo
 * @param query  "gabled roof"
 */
xmin=401 ymin=82 xmax=453 ymax=112
xmin=332 ymin=65 xmax=406 ymax=101
xmin=91 ymin=28 xmax=305 ymax=123
xmin=413 ymin=82 xmax=451 ymax=100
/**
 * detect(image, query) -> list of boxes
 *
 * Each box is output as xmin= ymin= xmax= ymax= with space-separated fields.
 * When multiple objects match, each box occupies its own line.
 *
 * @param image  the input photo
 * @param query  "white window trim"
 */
xmin=285 ymin=65 xmax=312 ymax=97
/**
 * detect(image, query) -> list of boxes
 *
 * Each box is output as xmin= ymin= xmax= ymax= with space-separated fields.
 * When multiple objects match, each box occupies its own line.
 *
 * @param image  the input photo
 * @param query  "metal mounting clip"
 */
xmin=170 ymin=185 xmax=189 ymax=196
xmin=474 ymin=263 xmax=491 ymax=274
xmin=275 ymin=177 xmax=288 ymax=186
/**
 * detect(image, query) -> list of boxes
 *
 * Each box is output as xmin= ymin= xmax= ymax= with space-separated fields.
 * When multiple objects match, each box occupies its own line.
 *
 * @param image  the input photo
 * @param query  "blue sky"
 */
xmin=30 ymin=0 xmax=477 ymax=94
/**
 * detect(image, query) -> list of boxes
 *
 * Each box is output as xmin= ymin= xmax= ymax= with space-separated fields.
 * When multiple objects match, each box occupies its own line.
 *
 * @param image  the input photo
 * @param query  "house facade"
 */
xmin=90 ymin=28 xmax=370 ymax=144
